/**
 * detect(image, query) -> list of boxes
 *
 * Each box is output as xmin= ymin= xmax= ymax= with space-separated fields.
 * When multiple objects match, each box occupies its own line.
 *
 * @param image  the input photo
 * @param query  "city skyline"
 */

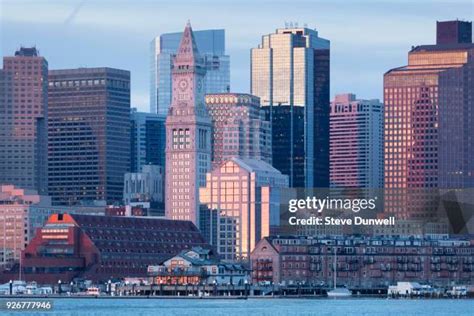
xmin=2 ymin=0 xmax=472 ymax=110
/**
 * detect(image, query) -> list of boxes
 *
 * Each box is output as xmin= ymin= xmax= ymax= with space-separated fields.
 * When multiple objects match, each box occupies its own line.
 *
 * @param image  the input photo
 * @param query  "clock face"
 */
xmin=197 ymin=79 xmax=202 ymax=92
xmin=178 ymin=79 xmax=188 ymax=91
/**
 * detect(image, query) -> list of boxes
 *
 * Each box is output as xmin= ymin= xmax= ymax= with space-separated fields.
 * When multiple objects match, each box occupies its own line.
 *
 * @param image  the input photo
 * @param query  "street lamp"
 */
xmin=58 ymin=280 xmax=62 ymax=295
xmin=70 ymin=281 xmax=74 ymax=294
xmin=213 ymin=279 xmax=217 ymax=296
xmin=108 ymin=280 xmax=112 ymax=296
xmin=244 ymin=279 xmax=248 ymax=298
xmin=9 ymin=280 xmax=13 ymax=296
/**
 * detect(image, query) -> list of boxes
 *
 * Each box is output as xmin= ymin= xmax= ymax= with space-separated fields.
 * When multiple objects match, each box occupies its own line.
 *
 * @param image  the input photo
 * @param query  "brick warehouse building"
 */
xmin=2 ymin=214 xmax=211 ymax=284
xmin=251 ymin=236 xmax=474 ymax=288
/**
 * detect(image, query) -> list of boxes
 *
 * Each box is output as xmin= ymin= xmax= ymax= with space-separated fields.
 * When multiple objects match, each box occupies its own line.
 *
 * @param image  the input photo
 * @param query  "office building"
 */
xmin=165 ymin=23 xmax=212 ymax=225
xmin=130 ymin=109 xmax=166 ymax=173
xmin=384 ymin=20 xmax=474 ymax=219
xmin=330 ymin=93 xmax=384 ymax=188
xmin=205 ymin=93 xmax=271 ymax=169
xmin=48 ymin=68 xmax=131 ymax=205
xmin=151 ymin=29 xmax=230 ymax=114
xmin=251 ymin=26 xmax=330 ymax=188
xmin=199 ymin=158 xmax=288 ymax=261
xmin=0 ymin=47 xmax=48 ymax=193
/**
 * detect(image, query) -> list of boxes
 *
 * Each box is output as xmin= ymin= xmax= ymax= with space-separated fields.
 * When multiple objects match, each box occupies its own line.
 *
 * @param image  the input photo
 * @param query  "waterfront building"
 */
xmin=330 ymin=93 xmax=384 ymax=188
xmin=123 ymin=164 xmax=164 ymax=216
xmin=165 ymin=22 xmax=212 ymax=225
xmin=130 ymin=109 xmax=166 ymax=173
xmin=147 ymin=247 xmax=249 ymax=285
xmin=0 ymin=185 xmax=105 ymax=266
xmin=251 ymin=26 xmax=330 ymax=188
xmin=0 ymin=47 xmax=48 ymax=194
xmin=48 ymin=67 xmax=131 ymax=205
xmin=251 ymin=235 xmax=474 ymax=287
xmin=13 ymin=213 xmax=210 ymax=284
xmin=205 ymin=93 xmax=271 ymax=169
xmin=199 ymin=158 xmax=289 ymax=261
xmin=151 ymin=29 xmax=230 ymax=114
xmin=384 ymin=20 xmax=474 ymax=219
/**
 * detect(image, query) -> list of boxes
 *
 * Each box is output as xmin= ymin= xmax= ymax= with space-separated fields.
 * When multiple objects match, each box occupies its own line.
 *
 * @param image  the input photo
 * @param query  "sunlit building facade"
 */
xmin=251 ymin=26 xmax=330 ymax=188
xmin=205 ymin=93 xmax=272 ymax=169
xmin=150 ymin=29 xmax=230 ymax=115
xmin=0 ymin=47 xmax=48 ymax=194
xmin=383 ymin=20 xmax=474 ymax=219
xmin=165 ymin=23 xmax=212 ymax=225
xmin=330 ymin=93 xmax=384 ymax=188
xmin=199 ymin=158 xmax=288 ymax=261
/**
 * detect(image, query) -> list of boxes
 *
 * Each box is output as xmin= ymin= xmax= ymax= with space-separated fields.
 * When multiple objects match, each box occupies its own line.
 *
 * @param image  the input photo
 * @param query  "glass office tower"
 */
xmin=251 ymin=26 xmax=330 ymax=188
xmin=150 ymin=29 xmax=230 ymax=115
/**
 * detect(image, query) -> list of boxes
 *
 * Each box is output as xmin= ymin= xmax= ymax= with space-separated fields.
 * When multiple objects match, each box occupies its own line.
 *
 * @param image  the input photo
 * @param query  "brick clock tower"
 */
xmin=165 ymin=22 xmax=212 ymax=225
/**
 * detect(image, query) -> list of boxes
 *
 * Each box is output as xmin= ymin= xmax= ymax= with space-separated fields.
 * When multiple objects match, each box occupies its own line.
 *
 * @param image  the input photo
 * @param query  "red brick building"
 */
xmin=251 ymin=236 xmax=474 ymax=288
xmin=2 ymin=214 xmax=210 ymax=284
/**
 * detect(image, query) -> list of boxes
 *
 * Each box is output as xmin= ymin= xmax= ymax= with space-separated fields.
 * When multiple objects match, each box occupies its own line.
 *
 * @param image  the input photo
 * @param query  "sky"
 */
xmin=1 ymin=0 xmax=473 ymax=112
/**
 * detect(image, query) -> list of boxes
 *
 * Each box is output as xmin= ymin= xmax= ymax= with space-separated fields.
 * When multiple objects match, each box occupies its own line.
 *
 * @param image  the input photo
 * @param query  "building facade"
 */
xmin=0 ymin=185 xmax=105 ymax=267
xmin=251 ymin=236 xmax=474 ymax=287
xmin=199 ymin=158 xmax=289 ymax=261
xmin=205 ymin=93 xmax=272 ymax=169
xmin=130 ymin=109 xmax=166 ymax=173
xmin=0 ymin=47 xmax=48 ymax=194
xmin=123 ymin=164 xmax=164 ymax=215
xmin=48 ymin=68 xmax=131 ymax=205
xmin=150 ymin=29 xmax=230 ymax=115
xmin=13 ymin=213 xmax=210 ymax=284
xmin=165 ymin=23 xmax=212 ymax=225
xmin=251 ymin=26 xmax=330 ymax=188
xmin=384 ymin=20 xmax=474 ymax=219
xmin=330 ymin=93 xmax=384 ymax=188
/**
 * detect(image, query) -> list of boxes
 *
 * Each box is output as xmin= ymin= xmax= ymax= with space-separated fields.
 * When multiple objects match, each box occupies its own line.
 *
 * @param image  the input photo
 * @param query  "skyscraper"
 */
xmin=330 ymin=94 xmax=384 ymax=188
xmin=199 ymin=158 xmax=288 ymax=261
xmin=251 ymin=26 xmax=330 ymax=188
xmin=130 ymin=109 xmax=166 ymax=173
xmin=0 ymin=47 xmax=48 ymax=194
xmin=205 ymin=93 xmax=272 ymax=169
xmin=48 ymin=68 xmax=131 ymax=205
xmin=384 ymin=20 xmax=474 ymax=219
xmin=165 ymin=23 xmax=212 ymax=225
xmin=150 ymin=29 xmax=230 ymax=115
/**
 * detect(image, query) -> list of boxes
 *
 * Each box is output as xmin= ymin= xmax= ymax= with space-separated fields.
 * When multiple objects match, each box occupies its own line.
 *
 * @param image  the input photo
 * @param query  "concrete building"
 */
xmin=330 ymin=93 xmax=383 ymax=188
xmin=0 ymin=185 xmax=105 ymax=266
xmin=251 ymin=235 xmax=474 ymax=287
xmin=130 ymin=109 xmax=166 ymax=173
xmin=205 ymin=93 xmax=272 ymax=169
xmin=123 ymin=164 xmax=164 ymax=216
xmin=199 ymin=158 xmax=288 ymax=261
xmin=0 ymin=47 xmax=48 ymax=194
xmin=9 ymin=213 xmax=211 ymax=284
xmin=251 ymin=26 xmax=330 ymax=188
xmin=165 ymin=23 xmax=212 ymax=225
xmin=151 ymin=29 xmax=230 ymax=115
xmin=384 ymin=20 xmax=474 ymax=219
xmin=48 ymin=67 xmax=131 ymax=205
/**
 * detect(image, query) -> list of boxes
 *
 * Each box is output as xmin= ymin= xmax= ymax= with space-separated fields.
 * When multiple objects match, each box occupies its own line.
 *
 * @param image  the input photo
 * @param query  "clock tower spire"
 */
xmin=165 ymin=22 xmax=212 ymax=225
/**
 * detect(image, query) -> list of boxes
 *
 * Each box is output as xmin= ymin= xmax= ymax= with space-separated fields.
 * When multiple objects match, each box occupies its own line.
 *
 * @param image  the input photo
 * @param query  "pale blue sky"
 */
xmin=1 ymin=0 xmax=473 ymax=111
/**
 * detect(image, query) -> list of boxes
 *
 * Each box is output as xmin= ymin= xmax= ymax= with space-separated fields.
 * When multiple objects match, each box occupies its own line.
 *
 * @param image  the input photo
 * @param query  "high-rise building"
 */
xmin=384 ymin=20 xmax=474 ymax=219
xmin=48 ymin=68 xmax=131 ymax=205
xmin=330 ymin=93 xmax=384 ymax=188
xmin=130 ymin=109 xmax=166 ymax=173
xmin=251 ymin=26 xmax=330 ymax=188
xmin=165 ymin=23 xmax=212 ymax=225
xmin=436 ymin=20 xmax=472 ymax=45
xmin=150 ymin=29 xmax=230 ymax=115
xmin=199 ymin=158 xmax=288 ymax=261
xmin=0 ymin=47 xmax=48 ymax=194
xmin=205 ymin=93 xmax=272 ymax=169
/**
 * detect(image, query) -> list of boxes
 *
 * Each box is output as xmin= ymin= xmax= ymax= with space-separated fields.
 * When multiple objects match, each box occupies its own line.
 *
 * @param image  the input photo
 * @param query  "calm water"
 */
xmin=2 ymin=298 xmax=473 ymax=316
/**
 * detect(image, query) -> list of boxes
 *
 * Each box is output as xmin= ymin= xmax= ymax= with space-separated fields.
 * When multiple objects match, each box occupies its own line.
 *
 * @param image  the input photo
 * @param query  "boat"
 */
xmin=327 ymin=246 xmax=352 ymax=298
